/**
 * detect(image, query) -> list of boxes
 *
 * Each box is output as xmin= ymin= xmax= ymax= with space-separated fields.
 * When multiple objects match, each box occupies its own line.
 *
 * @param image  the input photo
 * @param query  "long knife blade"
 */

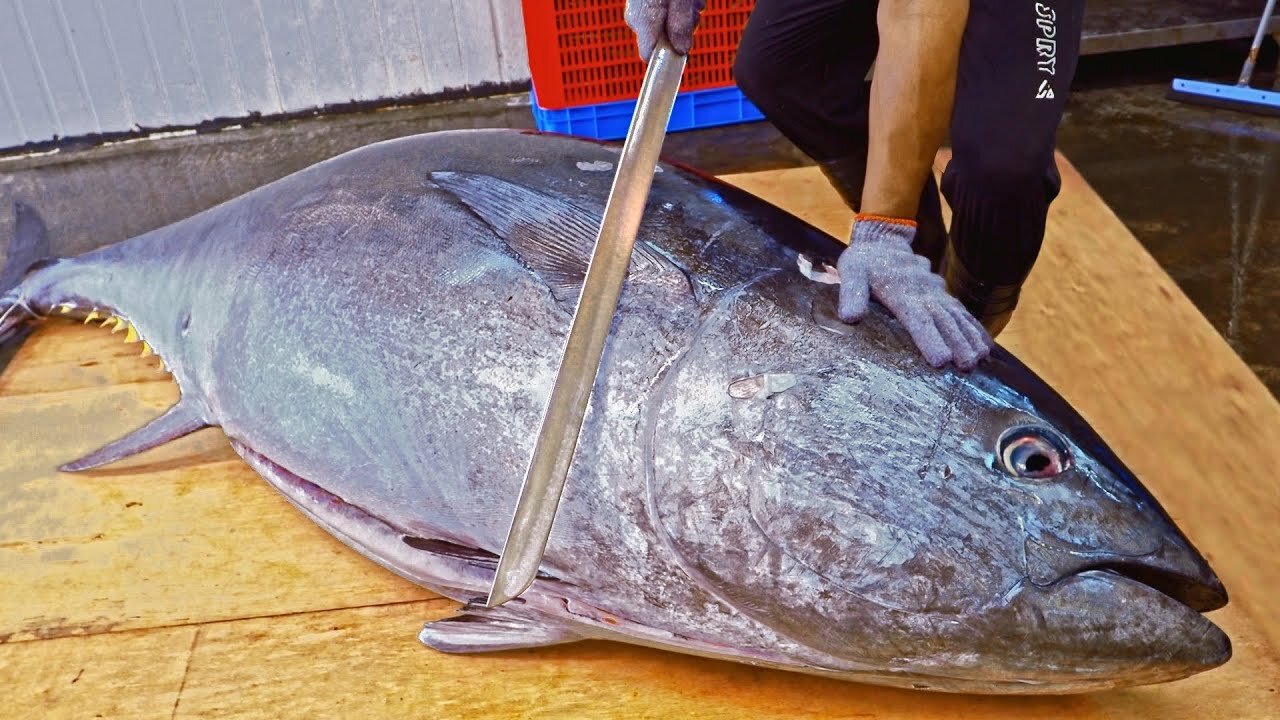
xmin=486 ymin=40 xmax=687 ymax=608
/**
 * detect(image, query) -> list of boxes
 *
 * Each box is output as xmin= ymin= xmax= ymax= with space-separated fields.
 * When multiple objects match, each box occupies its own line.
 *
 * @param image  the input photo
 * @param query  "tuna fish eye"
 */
xmin=997 ymin=426 xmax=1071 ymax=479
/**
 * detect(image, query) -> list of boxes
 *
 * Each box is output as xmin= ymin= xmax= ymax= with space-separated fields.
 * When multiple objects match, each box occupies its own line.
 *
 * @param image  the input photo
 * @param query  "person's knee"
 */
xmin=945 ymin=141 xmax=1061 ymax=202
xmin=940 ymin=140 xmax=1060 ymax=287
xmin=730 ymin=52 xmax=769 ymax=106
xmin=732 ymin=42 xmax=788 ymax=111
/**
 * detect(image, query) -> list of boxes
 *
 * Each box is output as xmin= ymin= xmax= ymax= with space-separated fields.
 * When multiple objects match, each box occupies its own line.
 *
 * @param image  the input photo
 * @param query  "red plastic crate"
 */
xmin=521 ymin=0 xmax=756 ymax=109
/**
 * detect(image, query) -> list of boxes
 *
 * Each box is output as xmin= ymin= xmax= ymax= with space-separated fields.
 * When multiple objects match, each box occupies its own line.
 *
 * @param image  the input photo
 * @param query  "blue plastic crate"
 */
xmin=530 ymin=85 xmax=765 ymax=141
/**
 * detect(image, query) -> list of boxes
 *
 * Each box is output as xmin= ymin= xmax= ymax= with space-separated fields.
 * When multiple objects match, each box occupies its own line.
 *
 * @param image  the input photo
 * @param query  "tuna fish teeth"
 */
xmin=109 ymin=316 xmax=126 ymax=333
xmin=140 ymin=342 xmax=153 ymax=358
xmin=101 ymin=316 xmax=118 ymax=330
xmin=124 ymin=324 xmax=139 ymax=343
xmin=84 ymin=310 xmax=101 ymax=323
xmin=57 ymin=302 xmax=74 ymax=314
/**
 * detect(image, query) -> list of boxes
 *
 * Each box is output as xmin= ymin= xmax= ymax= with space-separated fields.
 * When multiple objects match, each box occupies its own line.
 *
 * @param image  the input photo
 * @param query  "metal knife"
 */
xmin=486 ymin=39 xmax=688 ymax=608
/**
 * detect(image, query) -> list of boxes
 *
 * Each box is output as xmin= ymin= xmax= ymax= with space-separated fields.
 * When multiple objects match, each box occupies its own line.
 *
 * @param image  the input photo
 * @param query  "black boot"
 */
xmin=913 ymin=174 xmax=948 ymax=274
xmin=941 ymin=242 xmax=1023 ymax=338
xmin=816 ymin=155 xmax=867 ymax=211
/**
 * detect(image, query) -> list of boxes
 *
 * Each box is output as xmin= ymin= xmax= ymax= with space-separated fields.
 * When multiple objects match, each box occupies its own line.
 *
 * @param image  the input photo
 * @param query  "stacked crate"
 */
xmin=522 ymin=0 xmax=763 ymax=140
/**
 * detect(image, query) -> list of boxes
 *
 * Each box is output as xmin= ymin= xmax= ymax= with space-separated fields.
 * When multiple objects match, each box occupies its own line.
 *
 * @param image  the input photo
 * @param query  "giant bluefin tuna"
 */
xmin=0 ymin=129 xmax=1229 ymax=694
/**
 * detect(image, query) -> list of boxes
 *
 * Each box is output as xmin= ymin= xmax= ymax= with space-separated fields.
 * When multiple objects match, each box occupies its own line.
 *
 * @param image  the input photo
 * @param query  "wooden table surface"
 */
xmin=1 ymin=153 xmax=1277 ymax=719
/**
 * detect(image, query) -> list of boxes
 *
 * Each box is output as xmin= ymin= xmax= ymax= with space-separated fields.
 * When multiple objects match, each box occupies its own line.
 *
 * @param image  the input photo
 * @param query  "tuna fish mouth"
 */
xmin=1028 ymin=534 xmax=1227 ymax=613
xmin=1082 ymin=562 xmax=1227 ymax=613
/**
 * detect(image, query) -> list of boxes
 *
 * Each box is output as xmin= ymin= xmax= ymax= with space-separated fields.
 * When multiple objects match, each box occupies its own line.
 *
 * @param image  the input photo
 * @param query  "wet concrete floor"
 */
xmin=1 ymin=40 xmax=1276 ymax=396
xmin=1058 ymin=41 xmax=1280 ymax=396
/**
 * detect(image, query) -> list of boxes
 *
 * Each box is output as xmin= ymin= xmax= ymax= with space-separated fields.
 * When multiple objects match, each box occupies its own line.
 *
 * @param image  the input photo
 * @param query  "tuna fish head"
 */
xmin=647 ymin=269 xmax=1229 ymax=692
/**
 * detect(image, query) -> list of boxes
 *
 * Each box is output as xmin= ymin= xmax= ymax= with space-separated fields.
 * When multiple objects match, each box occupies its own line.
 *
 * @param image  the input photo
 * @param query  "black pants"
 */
xmin=733 ymin=0 xmax=1085 ymax=333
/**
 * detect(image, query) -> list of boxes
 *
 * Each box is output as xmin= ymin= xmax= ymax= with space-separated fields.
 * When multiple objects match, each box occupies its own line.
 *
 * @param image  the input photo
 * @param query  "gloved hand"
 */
xmin=838 ymin=214 xmax=993 ymax=370
xmin=624 ymin=0 xmax=707 ymax=60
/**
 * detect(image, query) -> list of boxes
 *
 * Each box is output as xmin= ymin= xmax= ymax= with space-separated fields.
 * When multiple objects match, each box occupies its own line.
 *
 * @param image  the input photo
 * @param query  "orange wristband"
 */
xmin=855 ymin=213 xmax=917 ymax=229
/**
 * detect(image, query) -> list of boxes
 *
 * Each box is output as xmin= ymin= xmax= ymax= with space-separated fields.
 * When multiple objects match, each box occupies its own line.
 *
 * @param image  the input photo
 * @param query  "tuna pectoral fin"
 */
xmin=428 ymin=171 xmax=676 ymax=303
xmin=419 ymin=606 xmax=581 ymax=654
xmin=59 ymin=398 xmax=208 ymax=472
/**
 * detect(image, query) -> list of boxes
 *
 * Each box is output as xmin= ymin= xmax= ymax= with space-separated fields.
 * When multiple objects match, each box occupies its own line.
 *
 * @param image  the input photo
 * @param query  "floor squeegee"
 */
xmin=1169 ymin=0 xmax=1280 ymax=116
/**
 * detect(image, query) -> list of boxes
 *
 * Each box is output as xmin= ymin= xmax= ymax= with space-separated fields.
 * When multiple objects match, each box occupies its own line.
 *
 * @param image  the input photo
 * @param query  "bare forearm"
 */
xmin=861 ymin=0 xmax=969 ymax=219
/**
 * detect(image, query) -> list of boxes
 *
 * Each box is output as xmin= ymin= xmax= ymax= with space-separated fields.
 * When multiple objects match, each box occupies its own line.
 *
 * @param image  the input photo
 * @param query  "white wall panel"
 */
xmin=0 ymin=0 xmax=532 ymax=149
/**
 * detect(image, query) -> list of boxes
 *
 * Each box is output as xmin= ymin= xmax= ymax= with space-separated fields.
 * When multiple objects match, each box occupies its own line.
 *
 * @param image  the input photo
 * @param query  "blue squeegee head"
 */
xmin=1169 ymin=78 xmax=1280 ymax=117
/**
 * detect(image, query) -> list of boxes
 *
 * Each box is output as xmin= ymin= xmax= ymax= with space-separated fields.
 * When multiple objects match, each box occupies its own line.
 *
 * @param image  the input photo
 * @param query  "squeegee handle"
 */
xmin=1238 ymin=0 xmax=1278 ymax=86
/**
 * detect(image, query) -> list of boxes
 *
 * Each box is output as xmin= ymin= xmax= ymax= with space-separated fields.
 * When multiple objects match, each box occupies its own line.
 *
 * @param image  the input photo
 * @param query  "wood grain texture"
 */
xmin=0 ymin=391 xmax=435 ymax=646
xmin=0 ymin=596 xmax=1273 ymax=719
xmin=0 ymin=319 xmax=173 ymax=396
xmin=0 ymin=623 xmax=195 ymax=719
xmin=0 ymin=155 xmax=1276 ymax=718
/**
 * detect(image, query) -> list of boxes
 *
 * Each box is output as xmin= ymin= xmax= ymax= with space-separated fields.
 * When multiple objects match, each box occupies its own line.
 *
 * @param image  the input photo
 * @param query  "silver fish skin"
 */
xmin=0 ymin=129 xmax=1229 ymax=694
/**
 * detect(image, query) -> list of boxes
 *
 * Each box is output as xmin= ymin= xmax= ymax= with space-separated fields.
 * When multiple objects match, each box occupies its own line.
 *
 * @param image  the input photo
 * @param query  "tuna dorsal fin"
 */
xmin=429 ymin=171 xmax=674 ymax=303
xmin=59 ymin=398 xmax=208 ymax=472
xmin=417 ymin=605 xmax=581 ymax=654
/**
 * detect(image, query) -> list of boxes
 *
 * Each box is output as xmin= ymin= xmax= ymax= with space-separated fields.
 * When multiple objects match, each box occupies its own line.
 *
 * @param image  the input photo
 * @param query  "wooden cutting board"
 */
xmin=1 ymin=153 xmax=1276 ymax=719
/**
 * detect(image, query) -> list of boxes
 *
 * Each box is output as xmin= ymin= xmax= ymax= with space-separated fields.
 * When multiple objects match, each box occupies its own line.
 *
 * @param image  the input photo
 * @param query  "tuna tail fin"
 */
xmin=59 ymin=397 xmax=209 ymax=472
xmin=0 ymin=201 xmax=51 ymax=293
xmin=1 ymin=202 xmax=54 ymax=369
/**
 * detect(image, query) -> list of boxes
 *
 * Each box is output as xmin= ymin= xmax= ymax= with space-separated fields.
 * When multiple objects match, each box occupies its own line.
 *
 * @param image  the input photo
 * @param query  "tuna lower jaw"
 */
xmin=777 ymin=568 xmax=1231 ymax=694
xmin=1004 ymin=569 xmax=1231 ymax=687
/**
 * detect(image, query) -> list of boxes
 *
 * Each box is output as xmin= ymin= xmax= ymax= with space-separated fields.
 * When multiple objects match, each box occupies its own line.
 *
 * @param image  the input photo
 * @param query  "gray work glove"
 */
xmin=838 ymin=216 xmax=993 ymax=370
xmin=624 ymin=0 xmax=707 ymax=60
